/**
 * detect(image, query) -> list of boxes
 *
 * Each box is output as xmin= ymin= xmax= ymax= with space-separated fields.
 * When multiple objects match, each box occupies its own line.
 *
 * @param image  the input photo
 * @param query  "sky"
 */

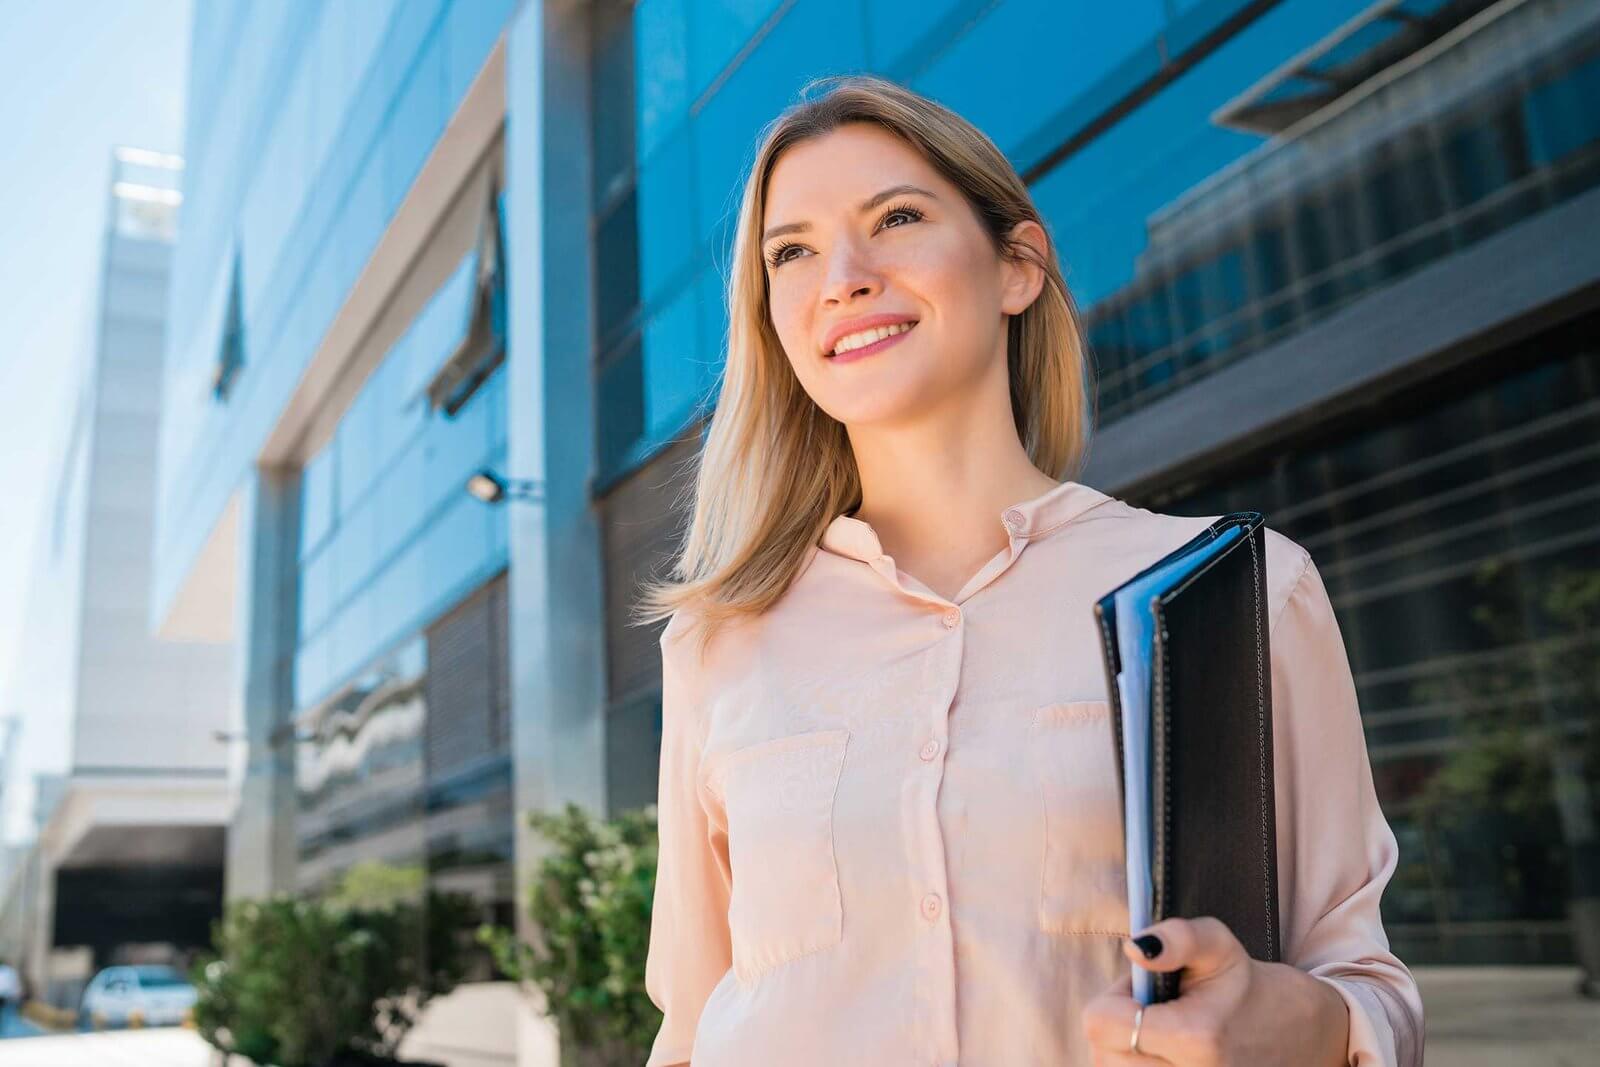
xmin=0 ymin=0 xmax=192 ymax=843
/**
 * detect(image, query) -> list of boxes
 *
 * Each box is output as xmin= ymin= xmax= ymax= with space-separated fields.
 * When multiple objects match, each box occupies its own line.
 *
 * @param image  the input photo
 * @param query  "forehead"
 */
xmin=763 ymin=124 xmax=938 ymax=218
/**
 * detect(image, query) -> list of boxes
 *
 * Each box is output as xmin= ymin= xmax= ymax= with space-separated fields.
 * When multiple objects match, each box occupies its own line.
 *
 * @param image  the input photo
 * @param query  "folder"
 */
xmin=1092 ymin=511 xmax=1281 ymax=1005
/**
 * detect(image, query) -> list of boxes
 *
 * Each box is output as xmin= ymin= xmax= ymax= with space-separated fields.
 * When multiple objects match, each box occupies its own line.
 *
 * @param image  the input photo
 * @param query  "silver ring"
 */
xmin=1129 ymin=1004 xmax=1145 ymax=1054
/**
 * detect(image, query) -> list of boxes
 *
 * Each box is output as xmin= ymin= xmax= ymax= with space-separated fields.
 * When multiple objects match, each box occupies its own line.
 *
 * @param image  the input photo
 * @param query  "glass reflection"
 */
xmin=1152 ymin=308 xmax=1600 ymax=982
xmin=1084 ymin=0 xmax=1600 ymax=423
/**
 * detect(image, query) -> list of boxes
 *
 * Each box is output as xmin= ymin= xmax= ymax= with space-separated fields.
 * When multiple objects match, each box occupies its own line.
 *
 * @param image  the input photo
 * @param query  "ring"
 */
xmin=1129 ymin=1004 xmax=1145 ymax=1054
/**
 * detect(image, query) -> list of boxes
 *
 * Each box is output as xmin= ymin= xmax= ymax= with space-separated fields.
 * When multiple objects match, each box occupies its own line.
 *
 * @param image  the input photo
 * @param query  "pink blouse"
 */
xmin=644 ymin=478 xmax=1424 ymax=1067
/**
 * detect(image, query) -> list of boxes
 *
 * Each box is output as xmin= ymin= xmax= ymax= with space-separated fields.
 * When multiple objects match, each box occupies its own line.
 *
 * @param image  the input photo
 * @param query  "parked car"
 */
xmin=0 ymin=963 xmax=21 ymax=1013
xmin=78 ymin=964 xmax=197 ymax=1028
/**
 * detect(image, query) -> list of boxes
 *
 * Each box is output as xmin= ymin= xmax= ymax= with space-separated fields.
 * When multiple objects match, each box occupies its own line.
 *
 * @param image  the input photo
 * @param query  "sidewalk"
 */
xmin=0 ymin=1028 xmax=211 ymax=1066
xmin=1418 ymin=965 xmax=1600 ymax=1067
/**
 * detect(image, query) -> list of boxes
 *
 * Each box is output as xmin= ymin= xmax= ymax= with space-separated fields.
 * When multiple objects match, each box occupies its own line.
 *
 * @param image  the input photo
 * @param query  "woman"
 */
xmin=634 ymin=74 xmax=1423 ymax=1067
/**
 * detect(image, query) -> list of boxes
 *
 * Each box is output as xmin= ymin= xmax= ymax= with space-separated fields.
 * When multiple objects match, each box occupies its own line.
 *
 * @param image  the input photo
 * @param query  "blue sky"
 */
xmin=0 ymin=0 xmax=191 ymax=841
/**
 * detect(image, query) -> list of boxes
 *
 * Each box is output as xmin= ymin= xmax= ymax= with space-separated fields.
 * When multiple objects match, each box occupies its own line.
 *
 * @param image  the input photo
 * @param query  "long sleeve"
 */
xmin=1272 ymin=553 xmax=1426 ymax=1067
xmin=644 ymin=622 xmax=733 ymax=1067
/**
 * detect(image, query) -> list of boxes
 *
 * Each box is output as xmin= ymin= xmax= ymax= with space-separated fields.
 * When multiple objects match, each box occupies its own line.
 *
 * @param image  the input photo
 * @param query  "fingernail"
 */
xmin=1132 ymin=934 xmax=1163 ymax=959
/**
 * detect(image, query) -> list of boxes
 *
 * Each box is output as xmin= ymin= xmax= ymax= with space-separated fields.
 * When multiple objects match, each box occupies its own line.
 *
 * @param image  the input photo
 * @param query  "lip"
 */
xmin=821 ymin=313 xmax=920 ymax=357
xmin=828 ymin=321 xmax=917 ymax=363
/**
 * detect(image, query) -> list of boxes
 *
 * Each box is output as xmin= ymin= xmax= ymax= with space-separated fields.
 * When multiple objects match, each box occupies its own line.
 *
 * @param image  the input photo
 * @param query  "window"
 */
xmin=212 ymin=253 xmax=244 ymax=401
xmin=425 ymin=185 xmax=508 ymax=417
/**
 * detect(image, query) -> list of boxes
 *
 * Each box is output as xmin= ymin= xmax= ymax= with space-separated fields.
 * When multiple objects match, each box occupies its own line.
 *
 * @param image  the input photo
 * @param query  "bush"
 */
xmin=477 ymin=802 xmax=660 ymax=1065
xmin=191 ymin=888 xmax=476 ymax=1067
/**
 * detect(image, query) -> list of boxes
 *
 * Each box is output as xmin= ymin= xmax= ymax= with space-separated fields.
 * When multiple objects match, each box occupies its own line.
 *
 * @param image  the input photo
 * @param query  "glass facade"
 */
xmin=296 ymin=572 xmax=513 ymax=939
xmin=1150 ymin=308 xmax=1600 ymax=967
xmin=1079 ymin=0 xmax=1600 ymax=423
xmin=605 ymin=0 xmax=1600 ymax=998
xmin=154 ymin=0 xmax=516 ymax=632
xmin=295 ymin=247 xmax=509 ymax=714
xmin=290 ymin=171 xmax=512 ymax=919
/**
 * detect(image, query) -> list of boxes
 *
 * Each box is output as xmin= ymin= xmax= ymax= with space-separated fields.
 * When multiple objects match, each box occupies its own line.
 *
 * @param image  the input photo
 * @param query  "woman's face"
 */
xmin=760 ymin=122 xmax=1039 ymax=430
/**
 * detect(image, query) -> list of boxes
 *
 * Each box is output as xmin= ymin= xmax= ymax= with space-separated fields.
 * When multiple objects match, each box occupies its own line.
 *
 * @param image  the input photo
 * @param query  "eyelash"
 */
xmin=765 ymin=202 xmax=926 ymax=268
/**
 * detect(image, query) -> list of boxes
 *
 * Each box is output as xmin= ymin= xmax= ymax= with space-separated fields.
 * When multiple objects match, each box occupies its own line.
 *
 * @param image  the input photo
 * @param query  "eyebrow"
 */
xmin=762 ymin=184 xmax=938 ymax=245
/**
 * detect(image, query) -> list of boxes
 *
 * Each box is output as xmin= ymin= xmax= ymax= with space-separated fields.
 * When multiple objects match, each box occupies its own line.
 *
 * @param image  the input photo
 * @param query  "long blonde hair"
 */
xmin=631 ymin=73 xmax=1096 ymax=661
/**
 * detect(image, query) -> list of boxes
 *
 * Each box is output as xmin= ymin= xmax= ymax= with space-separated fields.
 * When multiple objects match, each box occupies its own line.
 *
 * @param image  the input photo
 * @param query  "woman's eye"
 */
xmin=765 ymin=203 xmax=924 ymax=269
xmin=768 ymin=243 xmax=806 ymax=267
xmin=881 ymin=205 xmax=923 ymax=228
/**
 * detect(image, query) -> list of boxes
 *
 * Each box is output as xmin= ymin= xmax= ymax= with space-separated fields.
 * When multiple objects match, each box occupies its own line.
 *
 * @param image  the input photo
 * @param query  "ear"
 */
xmin=998 ymin=219 xmax=1050 ymax=317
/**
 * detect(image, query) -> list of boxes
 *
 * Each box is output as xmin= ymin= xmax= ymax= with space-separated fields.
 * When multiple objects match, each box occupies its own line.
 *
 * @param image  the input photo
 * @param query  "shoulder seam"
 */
xmin=1270 ymin=551 xmax=1314 ymax=639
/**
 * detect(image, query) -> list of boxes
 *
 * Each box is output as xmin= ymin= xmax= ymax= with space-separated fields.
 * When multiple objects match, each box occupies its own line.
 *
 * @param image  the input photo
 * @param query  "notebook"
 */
xmin=1092 ymin=511 xmax=1281 ymax=1005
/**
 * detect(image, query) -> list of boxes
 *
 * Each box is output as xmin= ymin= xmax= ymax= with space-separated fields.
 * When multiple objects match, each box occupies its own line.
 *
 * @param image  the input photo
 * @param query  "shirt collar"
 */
xmin=817 ymin=479 xmax=1115 ymax=563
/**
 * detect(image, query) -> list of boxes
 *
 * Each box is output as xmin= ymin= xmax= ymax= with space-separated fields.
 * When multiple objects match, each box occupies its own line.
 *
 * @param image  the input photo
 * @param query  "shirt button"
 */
xmin=919 ymin=738 xmax=940 ymax=761
xmin=942 ymin=607 xmax=960 ymax=629
xmin=921 ymin=893 xmax=942 ymax=920
xmin=1003 ymin=508 xmax=1024 ymax=531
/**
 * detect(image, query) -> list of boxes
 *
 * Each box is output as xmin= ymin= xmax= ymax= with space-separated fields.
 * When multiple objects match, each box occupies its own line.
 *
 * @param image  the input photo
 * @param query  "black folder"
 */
xmin=1092 ymin=511 xmax=1281 ymax=1004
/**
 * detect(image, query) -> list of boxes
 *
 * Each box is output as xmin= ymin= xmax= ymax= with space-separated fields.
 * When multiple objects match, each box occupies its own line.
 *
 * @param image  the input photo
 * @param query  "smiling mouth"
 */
xmin=827 ymin=321 xmax=919 ymax=358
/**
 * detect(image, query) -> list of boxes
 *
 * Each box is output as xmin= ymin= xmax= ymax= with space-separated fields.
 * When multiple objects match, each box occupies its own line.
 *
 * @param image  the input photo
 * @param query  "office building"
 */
xmin=151 ymin=1 xmax=1599 ymax=1061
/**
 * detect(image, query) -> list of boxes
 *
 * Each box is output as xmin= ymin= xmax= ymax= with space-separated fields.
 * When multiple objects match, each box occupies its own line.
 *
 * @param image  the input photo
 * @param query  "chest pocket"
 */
xmin=1027 ymin=701 xmax=1129 ymax=936
xmin=706 ymin=728 xmax=850 ymax=983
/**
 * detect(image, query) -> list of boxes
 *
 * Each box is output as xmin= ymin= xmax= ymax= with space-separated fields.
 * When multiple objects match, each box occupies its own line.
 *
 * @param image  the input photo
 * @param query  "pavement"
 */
xmin=0 ymin=1028 xmax=212 ymax=1066
xmin=1417 ymin=966 xmax=1600 ymax=1067
xmin=0 ymin=967 xmax=1591 ymax=1066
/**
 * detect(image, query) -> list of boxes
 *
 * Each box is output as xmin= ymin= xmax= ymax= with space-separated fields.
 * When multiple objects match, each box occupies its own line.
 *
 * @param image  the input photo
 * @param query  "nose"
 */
xmin=820 ymin=234 xmax=882 ymax=305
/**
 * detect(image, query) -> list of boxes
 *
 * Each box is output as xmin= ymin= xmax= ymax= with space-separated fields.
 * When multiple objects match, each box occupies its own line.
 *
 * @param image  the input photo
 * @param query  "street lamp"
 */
xmin=466 ymin=467 xmax=543 ymax=505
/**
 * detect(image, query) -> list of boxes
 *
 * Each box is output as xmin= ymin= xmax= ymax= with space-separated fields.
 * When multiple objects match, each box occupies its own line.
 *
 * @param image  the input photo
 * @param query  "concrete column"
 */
xmin=506 ymin=2 xmax=608 ymax=1061
xmin=223 ymin=465 xmax=301 ymax=901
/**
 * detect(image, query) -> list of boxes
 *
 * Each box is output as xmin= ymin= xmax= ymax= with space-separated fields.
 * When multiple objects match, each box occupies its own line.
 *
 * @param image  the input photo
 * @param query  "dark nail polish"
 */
xmin=1133 ymin=934 xmax=1163 ymax=959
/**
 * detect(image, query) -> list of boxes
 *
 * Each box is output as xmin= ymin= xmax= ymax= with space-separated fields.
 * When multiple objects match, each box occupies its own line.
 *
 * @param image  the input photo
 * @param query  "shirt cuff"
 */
xmin=1313 ymin=973 xmax=1396 ymax=1067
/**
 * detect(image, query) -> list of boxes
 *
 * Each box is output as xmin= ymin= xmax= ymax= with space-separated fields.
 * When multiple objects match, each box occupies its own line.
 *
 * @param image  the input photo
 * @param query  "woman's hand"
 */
xmin=1080 ymin=916 xmax=1352 ymax=1066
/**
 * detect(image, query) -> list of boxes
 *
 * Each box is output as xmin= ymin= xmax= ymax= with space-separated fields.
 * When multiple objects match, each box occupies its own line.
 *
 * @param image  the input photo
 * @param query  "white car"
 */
xmin=79 ymin=964 xmax=197 ymax=1028
xmin=0 ymin=963 xmax=20 ymax=1006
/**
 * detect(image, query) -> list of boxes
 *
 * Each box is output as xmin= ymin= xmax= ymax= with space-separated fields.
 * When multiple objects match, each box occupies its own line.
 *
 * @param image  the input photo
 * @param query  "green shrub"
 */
xmin=477 ymin=802 xmax=660 ymax=1064
xmin=191 ymin=887 xmax=476 ymax=1067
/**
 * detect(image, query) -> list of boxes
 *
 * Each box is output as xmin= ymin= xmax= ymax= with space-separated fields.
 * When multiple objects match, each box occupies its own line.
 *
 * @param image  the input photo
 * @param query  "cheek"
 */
xmin=767 ymin=290 xmax=810 ymax=359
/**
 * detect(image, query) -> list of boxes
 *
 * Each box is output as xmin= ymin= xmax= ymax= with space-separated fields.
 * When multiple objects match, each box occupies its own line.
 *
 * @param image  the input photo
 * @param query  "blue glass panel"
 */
xmin=301 ymin=443 xmax=336 ymax=556
xmin=637 ymin=125 xmax=696 ymax=308
xmin=1032 ymin=0 xmax=1367 ymax=309
xmin=379 ymin=433 xmax=430 ymax=559
xmin=593 ymin=0 xmax=636 ymax=203
xmin=597 ymin=339 xmax=645 ymax=476
xmin=445 ymin=0 xmax=516 ymax=104
xmin=385 ymin=28 xmax=449 ymax=212
xmin=914 ymin=2 xmax=1163 ymax=160
xmin=865 ymin=0 xmax=972 ymax=72
xmin=1524 ymin=52 xmax=1600 ymax=167
xmin=422 ymin=492 xmax=492 ymax=614
xmin=686 ymin=0 xmax=782 ymax=104
xmin=294 ymin=629 xmax=333 ymax=710
xmin=689 ymin=0 xmax=868 ymax=260
xmin=301 ymin=542 xmax=336 ymax=640
xmin=633 ymin=0 xmax=692 ymax=164
xmin=333 ymin=492 xmax=381 ymax=608
xmin=642 ymin=284 xmax=701 ymax=437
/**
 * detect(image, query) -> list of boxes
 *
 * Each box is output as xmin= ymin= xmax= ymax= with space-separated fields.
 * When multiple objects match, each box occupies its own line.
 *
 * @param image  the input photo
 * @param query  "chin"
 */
xmin=821 ymin=381 xmax=943 ymax=428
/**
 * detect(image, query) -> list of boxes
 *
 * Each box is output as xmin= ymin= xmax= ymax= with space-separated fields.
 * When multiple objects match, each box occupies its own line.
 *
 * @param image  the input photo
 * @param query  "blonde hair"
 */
xmin=632 ymin=73 xmax=1096 ymax=661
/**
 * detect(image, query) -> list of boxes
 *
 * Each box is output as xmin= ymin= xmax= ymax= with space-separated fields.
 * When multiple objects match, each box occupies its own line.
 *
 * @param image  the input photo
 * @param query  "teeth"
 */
xmin=831 ymin=321 xmax=915 ymax=355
